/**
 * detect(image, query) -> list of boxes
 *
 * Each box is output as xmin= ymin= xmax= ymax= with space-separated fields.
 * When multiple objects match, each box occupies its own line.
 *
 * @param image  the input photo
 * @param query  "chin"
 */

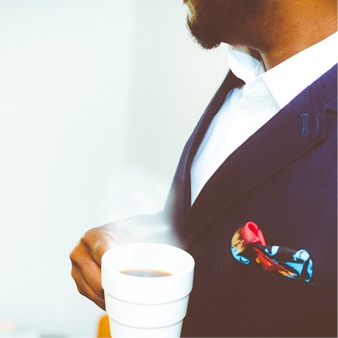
xmin=187 ymin=19 xmax=222 ymax=50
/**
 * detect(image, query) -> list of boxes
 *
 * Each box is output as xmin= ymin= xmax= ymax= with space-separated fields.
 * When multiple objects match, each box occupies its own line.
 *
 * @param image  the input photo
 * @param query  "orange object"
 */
xmin=97 ymin=314 xmax=111 ymax=338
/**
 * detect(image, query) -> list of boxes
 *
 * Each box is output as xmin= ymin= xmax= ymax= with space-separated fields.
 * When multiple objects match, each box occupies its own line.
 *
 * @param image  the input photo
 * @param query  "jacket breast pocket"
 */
xmin=220 ymin=251 xmax=314 ymax=303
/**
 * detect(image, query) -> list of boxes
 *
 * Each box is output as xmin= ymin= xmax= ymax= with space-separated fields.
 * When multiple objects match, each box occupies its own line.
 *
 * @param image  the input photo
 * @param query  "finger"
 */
xmin=71 ymin=265 xmax=106 ymax=310
xmin=70 ymin=243 xmax=105 ymax=302
xmin=82 ymin=228 xmax=116 ymax=266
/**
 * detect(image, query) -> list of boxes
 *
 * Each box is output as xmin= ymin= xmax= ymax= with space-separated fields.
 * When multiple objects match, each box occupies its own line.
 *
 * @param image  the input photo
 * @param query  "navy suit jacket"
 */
xmin=166 ymin=65 xmax=337 ymax=337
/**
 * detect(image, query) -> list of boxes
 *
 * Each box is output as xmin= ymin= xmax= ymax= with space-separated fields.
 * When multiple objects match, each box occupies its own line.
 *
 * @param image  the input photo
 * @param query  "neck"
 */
xmin=238 ymin=1 xmax=337 ymax=70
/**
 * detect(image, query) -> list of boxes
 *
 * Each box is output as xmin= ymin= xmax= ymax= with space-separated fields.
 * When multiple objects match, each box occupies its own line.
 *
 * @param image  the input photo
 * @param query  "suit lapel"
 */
xmin=167 ymin=72 xmax=244 ymax=230
xmin=177 ymin=64 xmax=337 ymax=248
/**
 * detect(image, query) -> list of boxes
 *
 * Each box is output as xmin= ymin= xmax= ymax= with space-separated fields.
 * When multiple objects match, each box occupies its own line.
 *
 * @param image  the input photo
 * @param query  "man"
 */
xmin=70 ymin=0 xmax=337 ymax=336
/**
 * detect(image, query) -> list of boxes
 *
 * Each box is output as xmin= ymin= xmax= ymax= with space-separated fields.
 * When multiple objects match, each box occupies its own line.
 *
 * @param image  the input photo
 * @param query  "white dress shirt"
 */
xmin=190 ymin=32 xmax=338 ymax=204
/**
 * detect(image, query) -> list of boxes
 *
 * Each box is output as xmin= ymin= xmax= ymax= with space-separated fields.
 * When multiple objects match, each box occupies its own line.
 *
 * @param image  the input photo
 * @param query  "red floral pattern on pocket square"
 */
xmin=231 ymin=222 xmax=313 ymax=283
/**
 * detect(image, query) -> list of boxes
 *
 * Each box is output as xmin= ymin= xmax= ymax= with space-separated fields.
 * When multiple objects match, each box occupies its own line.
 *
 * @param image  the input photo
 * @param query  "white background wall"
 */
xmin=0 ymin=0 xmax=228 ymax=337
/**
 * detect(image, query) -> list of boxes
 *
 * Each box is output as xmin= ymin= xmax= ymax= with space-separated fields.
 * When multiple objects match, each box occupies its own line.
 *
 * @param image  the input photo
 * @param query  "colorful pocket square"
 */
xmin=231 ymin=222 xmax=313 ymax=283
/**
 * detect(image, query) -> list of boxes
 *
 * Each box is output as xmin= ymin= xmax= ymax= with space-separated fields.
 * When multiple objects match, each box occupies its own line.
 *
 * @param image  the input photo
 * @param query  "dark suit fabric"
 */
xmin=166 ymin=65 xmax=337 ymax=337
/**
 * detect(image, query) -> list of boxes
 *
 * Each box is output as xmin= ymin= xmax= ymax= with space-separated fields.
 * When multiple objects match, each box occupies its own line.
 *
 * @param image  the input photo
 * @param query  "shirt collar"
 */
xmin=263 ymin=32 xmax=338 ymax=109
xmin=228 ymin=31 xmax=338 ymax=109
xmin=228 ymin=46 xmax=265 ymax=84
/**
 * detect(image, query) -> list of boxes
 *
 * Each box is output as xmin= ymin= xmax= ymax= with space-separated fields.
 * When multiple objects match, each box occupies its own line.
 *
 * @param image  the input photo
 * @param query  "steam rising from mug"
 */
xmin=103 ymin=168 xmax=181 ymax=248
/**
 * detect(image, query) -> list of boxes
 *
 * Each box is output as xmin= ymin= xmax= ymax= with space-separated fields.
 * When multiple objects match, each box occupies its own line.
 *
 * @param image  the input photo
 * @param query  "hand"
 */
xmin=70 ymin=225 xmax=118 ymax=310
xmin=70 ymin=212 xmax=176 ymax=310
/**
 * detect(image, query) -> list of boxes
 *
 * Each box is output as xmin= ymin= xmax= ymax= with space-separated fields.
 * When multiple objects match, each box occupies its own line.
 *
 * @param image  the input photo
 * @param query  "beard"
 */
xmin=186 ymin=0 xmax=265 ymax=50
